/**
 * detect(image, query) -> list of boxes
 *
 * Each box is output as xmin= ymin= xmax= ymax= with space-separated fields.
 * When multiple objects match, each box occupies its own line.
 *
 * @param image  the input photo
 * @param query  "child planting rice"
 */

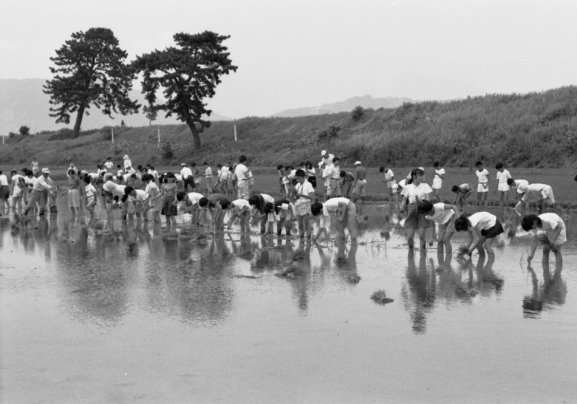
xmin=455 ymin=212 xmax=504 ymax=256
xmin=418 ymin=200 xmax=460 ymax=255
xmin=522 ymin=213 xmax=566 ymax=265
xmin=311 ymin=197 xmax=358 ymax=242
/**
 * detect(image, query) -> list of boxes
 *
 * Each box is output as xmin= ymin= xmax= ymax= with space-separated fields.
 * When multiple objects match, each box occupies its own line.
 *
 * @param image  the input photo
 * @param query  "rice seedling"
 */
xmin=456 ymin=244 xmax=471 ymax=259
xmin=370 ymin=290 xmax=394 ymax=305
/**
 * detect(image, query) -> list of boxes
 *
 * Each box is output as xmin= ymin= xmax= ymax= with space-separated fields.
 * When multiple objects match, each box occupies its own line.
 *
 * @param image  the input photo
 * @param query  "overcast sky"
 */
xmin=1 ymin=0 xmax=576 ymax=118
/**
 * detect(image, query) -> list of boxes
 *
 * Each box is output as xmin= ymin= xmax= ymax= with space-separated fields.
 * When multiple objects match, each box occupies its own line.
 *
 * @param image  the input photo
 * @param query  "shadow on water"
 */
xmin=523 ymin=261 xmax=567 ymax=319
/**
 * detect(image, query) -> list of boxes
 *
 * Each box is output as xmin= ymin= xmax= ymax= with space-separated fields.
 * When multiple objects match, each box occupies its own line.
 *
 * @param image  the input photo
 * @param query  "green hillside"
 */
xmin=2 ymin=86 xmax=577 ymax=168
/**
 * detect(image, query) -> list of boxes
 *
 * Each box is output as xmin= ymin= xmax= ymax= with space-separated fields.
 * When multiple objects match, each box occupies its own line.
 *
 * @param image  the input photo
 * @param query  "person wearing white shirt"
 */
xmin=514 ymin=183 xmax=560 ymax=217
xmin=222 ymin=198 xmax=251 ymax=232
xmin=180 ymin=163 xmax=195 ymax=192
xmin=124 ymin=186 xmax=150 ymax=221
xmin=311 ymin=197 xmax=357 ymax=242
xmin=248 ymin=193 xmax=275 ymax=234
xmin=326 ymin=157 xmax=342 ymax=198
xmin=432 ymin=162 xmax=445 ymax=202
xmin=234 ymin=155 xmax=250 ymax=200
xmin=294 ymin=170 xmax=315 ymax=239
xmin=455 ymin=211 xmax=504 ymax=256
xmin=493 ymin=163 xmax=512 ymax=208
xmin=418 ymin=200 xmax=460 ymax=255
xmin=10 ymin=170 xmax=26 ymax=211
xmin=475 ymin=161 xmax=490 ymax=209
xmin=24 ymin=168 xmax=53 ymax=216
xmin=104 ymin=157 xmax=114 ymax=170
xmin=400 ymin=168 xmax=433 ymax=250
xmin=203 ymin=162 xmax=213 ymax=194
xmin=263 ymin=199 xmax=296 ymax=236
xmin=379 ymin=166 xmax=397 ymax=205
xmin=522 ymin=213 xmax=566 ymax=265
xmin=123 ymin=155 xmax=132 ymax=171
xmin=507 ymin=177 xmax=529 ymax=209
xmin=176 ymin=191 xmax=204 ymax=226
xmin=0 ymin=170 xmax=9 ymax=216
xmin=84 ymin=176 xmax=97 ymax=219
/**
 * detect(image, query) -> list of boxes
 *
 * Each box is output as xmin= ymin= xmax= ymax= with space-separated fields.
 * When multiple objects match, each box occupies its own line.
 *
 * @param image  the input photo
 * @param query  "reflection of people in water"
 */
xmin=523 ymin=261 xmax=566 ymax=318
xmin=522 ymin=213 xmax=566 ymax=266
xmin=402 ymin=250 xmax=436 ymax=334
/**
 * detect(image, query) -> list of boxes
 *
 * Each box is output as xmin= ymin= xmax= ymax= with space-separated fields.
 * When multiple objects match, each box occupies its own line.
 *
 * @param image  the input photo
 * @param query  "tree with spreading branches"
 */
xmin=132 ymin=31 xmax=238 ymax=149
xmin=43 ymin=28 xmax=140 ymax=138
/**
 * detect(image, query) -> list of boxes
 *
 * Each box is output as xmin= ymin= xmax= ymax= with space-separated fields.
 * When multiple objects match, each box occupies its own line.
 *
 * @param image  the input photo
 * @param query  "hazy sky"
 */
xmin=1 ymin=0 xmax=576 ymax=117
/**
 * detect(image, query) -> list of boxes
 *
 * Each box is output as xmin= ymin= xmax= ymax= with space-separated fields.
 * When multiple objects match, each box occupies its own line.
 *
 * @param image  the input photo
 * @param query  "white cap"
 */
xmin=354 ymin=161 xmax=361 ymax=165
xmin=181 ymin=163 xmax=186 ymax=166
xmin=123 ymin=155 xmax=129 ymax=159
xmin=321 ymin=150 xmax=327 ymax=156
xmin=42 ymin=168 xmax=50 ymax=174
xmin=281 ymin=203 xmax=289 ymax=211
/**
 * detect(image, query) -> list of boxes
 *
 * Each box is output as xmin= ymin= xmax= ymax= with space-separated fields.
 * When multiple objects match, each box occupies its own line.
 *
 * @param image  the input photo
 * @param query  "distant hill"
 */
xmin=0 ymin=79 xmax=232 ymax=134
xmin=271 ymin=95 xmax=413 ymax=117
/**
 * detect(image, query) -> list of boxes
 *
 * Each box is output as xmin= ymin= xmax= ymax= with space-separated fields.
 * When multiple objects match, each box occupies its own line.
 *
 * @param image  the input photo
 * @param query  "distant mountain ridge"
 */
xmin=0 ymin=79 xmax=232 ymax=134
xmin=271 ymin=95 xmax=413 ymax=117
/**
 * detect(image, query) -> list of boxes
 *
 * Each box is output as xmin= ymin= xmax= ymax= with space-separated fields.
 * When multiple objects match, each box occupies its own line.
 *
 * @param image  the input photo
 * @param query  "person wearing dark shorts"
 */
xmin=455 ymin=212 xmax=504 ymax=256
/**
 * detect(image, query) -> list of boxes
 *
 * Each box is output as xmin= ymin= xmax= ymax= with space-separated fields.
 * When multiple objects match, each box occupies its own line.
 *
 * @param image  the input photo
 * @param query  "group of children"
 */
xmin=0 ymin=154 xmax=569 ymax=265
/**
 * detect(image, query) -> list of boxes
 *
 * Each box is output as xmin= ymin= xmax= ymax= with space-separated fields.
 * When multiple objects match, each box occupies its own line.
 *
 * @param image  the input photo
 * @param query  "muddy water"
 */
xmin=1 ymin=204 xmax=577 ymax=403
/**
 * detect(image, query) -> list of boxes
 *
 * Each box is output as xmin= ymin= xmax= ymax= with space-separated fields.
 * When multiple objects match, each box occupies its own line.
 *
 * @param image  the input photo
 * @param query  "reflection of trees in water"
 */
xmin=523 ymin=261 xmax=567 ymax=319
xmin=401 ymin=252 xmax=436 ymax=335
xmin=144 ymin=232 xmax=235 ymax=326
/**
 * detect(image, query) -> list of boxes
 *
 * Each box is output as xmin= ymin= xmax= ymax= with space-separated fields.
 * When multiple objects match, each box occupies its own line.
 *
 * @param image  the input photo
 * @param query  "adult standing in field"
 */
xmin=0 ymin=170 xmax=9 ymax=216
xmin=123 ymin=155 xmax=132 ymax=172
xmin=493 ymin=163 xmax=511 ymax=209
xmin=31 ymin=158 xmax=39 ymax=176
xmin=234 ymin=156 xmax=250 ymax=200
xmin=24 ymin=168 xmax=53 ymax=217
xmin=191 ymin=162 xmax=202 ymax=190
xmin=320 ymin=150 xmax=334 ymax=198
xmin=352 ymin=161 xmax=366 ymax=206
xmin=475 ymin=161 xmax=490 ymax=209
xmin=180 ymin=163 xmax=195 ymax=192
xmin=432 ymin=162 xmax=445 ymax=202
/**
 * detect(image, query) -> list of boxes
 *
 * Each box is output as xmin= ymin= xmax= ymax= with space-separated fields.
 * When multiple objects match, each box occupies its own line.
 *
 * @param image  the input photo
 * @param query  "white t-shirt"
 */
xmin=383 ymin=169 xmax=394 ymax=182
xmin=145 ymin=182 xmax=160 ymax=198
xmin=519 ymin=184 xmax=552 ymax=202
xmin=103 ymin=181 xmax=118 ymax=194
xmin=205 ymin=167 xmax=213 ymax=178
xmin=432 ymin=168 xmax=445 ymax=188
xmin=232 ymin=199 xmax=250 ymax=210
xmin=124 ymin=159 xmax=132 ymax=169
xmin=187 ymin=192 xmax=204 ymax=205
xmin=181 ymin=167 xmax=193 ymax=178
xmin=476 ymin=169 xmax=489 ymax=184
xmin=539 ymin=213 xmax=563 ymax=232
xmin=468 ymin=212 xmax=497 ymax=231
xmin=261 ymin=194 xmax=275 ymax=204
xmin=496 ymin=169 xmax=511 ymax=184
xmin=295 ymin=180 xmax=314 ymax=206
xmin=0 ymin=174 xmax=8 ymax=186
xmin=234 ymin=164 xmax=249 ymax=181
xmin=401 ymin=183 xmax=432 ymax=204
xmin=11 ymin=174 xmax=25 ymax=190
xmin=322 ymin=197 xmax=350 ymax=216
xmin=514 ymin=179 xmax=529 ymax=193
xmin=424 ymin=203 xmax=454 ymax=224
xmin=104 ymin=161 xmax=114 ymax=169
xmin=133 ymin=189 xmax=149 ymax=202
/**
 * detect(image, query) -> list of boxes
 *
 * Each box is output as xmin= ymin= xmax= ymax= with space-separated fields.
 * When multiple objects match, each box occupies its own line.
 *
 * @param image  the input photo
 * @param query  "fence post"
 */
xmin=234 ymin=125 xmax=237 ymax=142
xmin=111 ymin=128 xmax=114 ymax=143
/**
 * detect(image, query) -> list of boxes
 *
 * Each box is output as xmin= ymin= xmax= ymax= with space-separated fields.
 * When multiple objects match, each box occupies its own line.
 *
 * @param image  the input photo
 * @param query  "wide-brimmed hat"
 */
xmin=42 ymin=168 xmax=50 ymax=174
xmin=354 ymin=161 xmax=361 ymax=165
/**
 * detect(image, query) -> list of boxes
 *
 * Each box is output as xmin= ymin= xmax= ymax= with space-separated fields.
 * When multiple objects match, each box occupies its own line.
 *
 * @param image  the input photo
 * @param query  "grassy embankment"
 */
xmin=1 ymin=86 xmax=576 ymax=204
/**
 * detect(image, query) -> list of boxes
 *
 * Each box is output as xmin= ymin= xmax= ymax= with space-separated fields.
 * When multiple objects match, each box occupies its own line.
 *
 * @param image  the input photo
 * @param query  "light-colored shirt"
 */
xmin=0 ymin=174 xmax=8 ymax=186
xmin=383 ymin=169 xmax=395 ymax=182
xmin=496 ymin=169 xmax=511 ymax=184
xmin=519 ymin=184 xmax=552 ymax=202
xmin=261 ymin=194 xmax=275 ymax=204
xmin=11 ymin=174 xmax=25 ymax=190
xmin=187 ymin=192 xmax=204 ymax=205
xmin=476 ymin=169 xmax=489 ymax=184
xmin=514 ymin=179 xmax=529 ymax=194
xmin=133 ymin=189 xmax=149 ymax=202
xmin=295 ymin=180 xmax=314 ymax=206
xmin=32 ymin=176 xmax=52 ymax=191
xmin=425 ymin=203 xmax=454 ymax=224
xmin=85 ymin=184 xmax=96 ymax=199
xmin=401 ymin=183 xmax=432 ymax=203
xmin=232 ymin=199 xmax=250 ymax=210
xmin=234 ymin=163 xmax=249 ymax=181
xmin=104 ymin=161 xmax=114 ymax=169
xmin=124 ymin=159 xmax=132 ymax=169
xmin=181 ymin=167 xmax=193 ymax=178
xmin=432 ymin=168 xmax=445 ymax=188
xmin=205 ymin=167 xmax=213 ymax=178
xmin=468 ymin=212 xmax=497 ymax=232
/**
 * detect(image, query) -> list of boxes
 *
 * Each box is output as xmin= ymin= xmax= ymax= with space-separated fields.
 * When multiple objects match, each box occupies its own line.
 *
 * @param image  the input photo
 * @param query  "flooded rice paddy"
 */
xmin=1 ymin=203 xmax=577 ymax=403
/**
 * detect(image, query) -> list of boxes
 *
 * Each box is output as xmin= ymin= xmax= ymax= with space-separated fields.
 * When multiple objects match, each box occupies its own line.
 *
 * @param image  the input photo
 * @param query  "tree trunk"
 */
xmin=73 ymin=105 xmax=86 ymax=138
xmin=187 ymin=120 xmax=202 ymax=149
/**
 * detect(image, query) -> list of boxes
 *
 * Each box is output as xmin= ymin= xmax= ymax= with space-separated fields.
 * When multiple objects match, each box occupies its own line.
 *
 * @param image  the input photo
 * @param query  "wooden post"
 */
xmin=111 ymin=128 xmax=114 ymax=143
xmin=157 ymin=128 xmax=160 ymax=145
xmin=234 ymin=125 xmax=237 ymax=142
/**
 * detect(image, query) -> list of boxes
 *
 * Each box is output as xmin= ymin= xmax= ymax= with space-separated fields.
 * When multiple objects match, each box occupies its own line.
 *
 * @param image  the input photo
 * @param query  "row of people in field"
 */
xmin=399 ymin=167 xmax=566 ymax=265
